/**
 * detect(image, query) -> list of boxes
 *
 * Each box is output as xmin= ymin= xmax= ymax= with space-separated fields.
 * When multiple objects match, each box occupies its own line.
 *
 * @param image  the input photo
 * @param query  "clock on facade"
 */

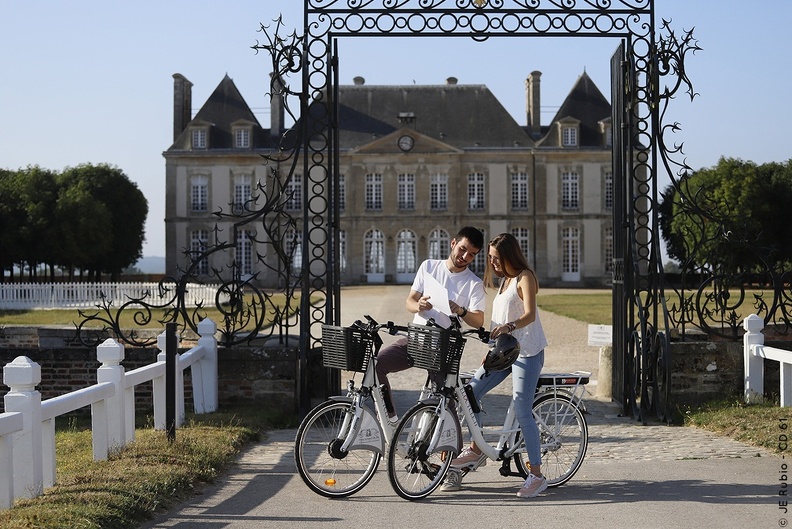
xmin=397 ymin=134 xmax=414 ymax=152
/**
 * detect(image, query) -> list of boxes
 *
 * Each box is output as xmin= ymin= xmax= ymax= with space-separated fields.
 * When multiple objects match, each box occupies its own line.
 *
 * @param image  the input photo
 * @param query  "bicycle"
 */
xmin=294 ymin=315 xmax=413 ymax=498
xmin=386 ymin=321 xmax=590 ymax=500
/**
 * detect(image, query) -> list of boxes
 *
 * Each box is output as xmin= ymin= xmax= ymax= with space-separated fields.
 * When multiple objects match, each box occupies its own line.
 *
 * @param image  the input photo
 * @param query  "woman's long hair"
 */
xmin=484 ymin=233 xmax=537 ymax=290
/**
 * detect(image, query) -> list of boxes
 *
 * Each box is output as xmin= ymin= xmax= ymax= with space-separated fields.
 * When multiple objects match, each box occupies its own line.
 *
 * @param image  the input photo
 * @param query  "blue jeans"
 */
xmin=467 ymin=351 xmax=544 ymax=467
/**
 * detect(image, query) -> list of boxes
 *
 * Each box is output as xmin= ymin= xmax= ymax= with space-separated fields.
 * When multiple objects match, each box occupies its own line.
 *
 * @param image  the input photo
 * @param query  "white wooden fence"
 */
xmin=0 ymin=318 xmax=218 ymax=509
xmin=744 ymin=313 xmax=792 ymax=406
xmin=0 ymin=282 xmax=229 ymax=310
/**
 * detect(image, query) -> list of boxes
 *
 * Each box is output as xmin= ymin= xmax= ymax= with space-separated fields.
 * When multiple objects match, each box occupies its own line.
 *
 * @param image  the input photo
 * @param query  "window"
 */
xmin=428 ymin=228 xmax=450 ymax=260
xmin=562 ymin=227 xmax=580 ymax=275
xmin=605 ymin=126 xmax=613 ymax=147
xmin=396 ymin=230 xmax=417 ymax=274
xmin=192 ymin=129 xmax=207 ymax=149
xmin=236 ymin=229 xmax=253 ymax=277
xmin=364 ymin=229 xmax=385 ymax=274
xmin=511 ymin=172 xmax=529 ymax=210
xmin=339 ymin=229 xmax=347 ymax=272
xmin=511 ymin=227 xmax=530 ymax=261
xmin=285 ymin=175 xmax=302 ymax=211
xmin=365 ymin=173 xmax=383 ymax=211
xmin=190 ymin=229 xmax=209 ymax=275
xmin=338 ymin=174 xmax=346 ymax=212
xmin=235 ymin=128 xmax=250 ymax=149
xmin=470 ymin=227 xmax=487 ymax=276
xmin=604 ymin=226 xmax=614 ymax=273
xmin=398 ymin=174 xmax=415 ymax=210
xmin=562 ymin=126 xmax=578 ymax=147
xmin=233 ymin=175 xmax=252 ymax=214
xmin=562 ymin=172 xmax=579 ymax=210
xmin=285 ymin=227 xmax=302 ymax=274
xmin=468 ymin=173 xmax=486 ymax=210
xmin=191 ymin=175 xmax=208 ymax=213
xmin=604 ymin=171 xmax=613 ymax=210
xmin=430 ymin=173 xmax=448 ymax=211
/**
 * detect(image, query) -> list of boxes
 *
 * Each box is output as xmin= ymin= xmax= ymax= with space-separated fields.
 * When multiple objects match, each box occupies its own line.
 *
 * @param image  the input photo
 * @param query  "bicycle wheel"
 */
xmin=386 ymin=401 xmax=456 ymax=500
xmin=294 ymin=399 xmax=381 ymax=498
xmin=514 ymin=394 xmax=588 ymax=487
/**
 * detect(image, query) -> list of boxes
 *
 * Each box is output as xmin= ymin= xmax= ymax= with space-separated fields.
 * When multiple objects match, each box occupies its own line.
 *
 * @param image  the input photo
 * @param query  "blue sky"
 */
xmin=2 ymin=1 xmax=790 ymax=259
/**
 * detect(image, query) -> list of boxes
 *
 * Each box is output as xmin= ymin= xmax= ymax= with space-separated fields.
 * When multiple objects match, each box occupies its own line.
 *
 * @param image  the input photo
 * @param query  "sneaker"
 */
xmin=516 ymin=474 xmax=548 ymax=498
xmin=450 ymin=447 xmax=487 ymax=469
xmin=440 ymin=469 xmax=462 ymax=492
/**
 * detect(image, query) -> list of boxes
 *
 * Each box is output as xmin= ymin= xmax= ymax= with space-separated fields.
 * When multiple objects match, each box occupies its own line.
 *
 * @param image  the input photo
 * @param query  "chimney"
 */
xmin=525 ymin=70 xmax=542 ymax=139
xmin=172 ymin=73 xmax=192 ymax=142
xmin=270 ymin=72 xmax=285 ymax=140
xmin=446 ymin=77 xmax=458 ymax=85
xmin=353 ymin=76 xmax=365 ymax=85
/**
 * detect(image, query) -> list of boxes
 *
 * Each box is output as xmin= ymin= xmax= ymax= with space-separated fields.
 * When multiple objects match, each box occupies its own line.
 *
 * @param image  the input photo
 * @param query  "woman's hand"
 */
xmin=490 ymin=323 xmax=511 ymax=339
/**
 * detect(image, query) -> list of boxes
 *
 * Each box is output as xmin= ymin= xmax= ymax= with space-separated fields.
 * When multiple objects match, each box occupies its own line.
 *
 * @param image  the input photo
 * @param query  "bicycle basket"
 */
xmin=321 ymin=325 xmax=373 ymax=372
xmin=406 ymin=323 xmax=466 ymax=375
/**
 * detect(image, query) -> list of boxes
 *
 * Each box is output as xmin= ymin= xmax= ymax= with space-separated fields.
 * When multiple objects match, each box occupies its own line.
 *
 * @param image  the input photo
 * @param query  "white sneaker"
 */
xmin=449 ymin=447 xmax=487 ymax=469
xmin=516 ymin=473 xmax=547 ymax=498
xmin=440 ymin=469 xmax=462 ymax=492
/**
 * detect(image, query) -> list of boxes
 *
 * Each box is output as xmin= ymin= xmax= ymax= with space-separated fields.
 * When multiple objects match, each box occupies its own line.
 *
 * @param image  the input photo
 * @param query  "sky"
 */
xmin=2 ymin=1 xmax=790 ymax=260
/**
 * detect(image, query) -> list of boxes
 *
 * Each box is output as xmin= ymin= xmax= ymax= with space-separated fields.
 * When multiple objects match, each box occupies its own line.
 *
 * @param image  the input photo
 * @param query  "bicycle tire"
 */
xmin=513 ymin=394 xmax=588 ymax=487
xmin=294 ymin=399 xmax=381 ymax=498
xmin=386 ymin=401 xmax=457 ymax=500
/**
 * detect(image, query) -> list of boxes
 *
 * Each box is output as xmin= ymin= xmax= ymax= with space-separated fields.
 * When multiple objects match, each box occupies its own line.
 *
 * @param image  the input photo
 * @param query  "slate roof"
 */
xmin=168 ymin=74 xmax=275 ymax=151
xmin=538 ymin=70 xmax=611 ymax=148
xmin=336 ymin=84 xmax=534 ymax=149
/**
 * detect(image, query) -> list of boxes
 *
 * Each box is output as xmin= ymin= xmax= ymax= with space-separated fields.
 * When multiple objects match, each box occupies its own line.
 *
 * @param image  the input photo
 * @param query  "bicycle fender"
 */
xmin=416 ymin=398 xmax=463 ymax=456
xmin=342 ymin=403 xmax=386 ymax=456
xmin=435 ymin=406 xmax=463 ymax=455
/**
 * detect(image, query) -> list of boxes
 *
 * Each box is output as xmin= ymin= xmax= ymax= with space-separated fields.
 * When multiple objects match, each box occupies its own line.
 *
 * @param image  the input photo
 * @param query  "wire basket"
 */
xmin=406 ymin=323 xmax=466 ymax=375
xmin=321 ymin=325 xmax=373 ymax=372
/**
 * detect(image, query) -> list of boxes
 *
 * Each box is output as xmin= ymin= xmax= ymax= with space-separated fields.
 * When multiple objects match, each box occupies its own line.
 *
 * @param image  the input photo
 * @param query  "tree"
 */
xmin=0 ymin=169 xmax=26 ymax=281
xmin=660 ymin=157 xmax=792 ymax=276
xmin=59 ymin=163 xmax=148 ymax=280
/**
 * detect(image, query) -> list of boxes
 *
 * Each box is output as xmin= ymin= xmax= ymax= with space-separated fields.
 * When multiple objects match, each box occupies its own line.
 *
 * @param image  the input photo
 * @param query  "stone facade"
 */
xmin=164 ymin=70 xmax=622 ymax=288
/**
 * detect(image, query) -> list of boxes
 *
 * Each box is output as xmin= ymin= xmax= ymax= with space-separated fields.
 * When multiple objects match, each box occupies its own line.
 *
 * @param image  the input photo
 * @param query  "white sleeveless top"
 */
xmin=491 ymin=275 xmax=548 ymax=358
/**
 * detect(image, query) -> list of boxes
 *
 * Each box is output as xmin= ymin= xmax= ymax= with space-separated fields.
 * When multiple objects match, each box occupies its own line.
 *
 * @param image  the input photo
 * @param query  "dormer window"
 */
xmin=599 ymin=118 xmax=613 ymax=148
xmin=562 ymin=126 xmax=578 ymax=147
xmin=192 ymin=128 xmax=207 ymax=150
xmin=234 ymin=128 xmax=251 ymax=149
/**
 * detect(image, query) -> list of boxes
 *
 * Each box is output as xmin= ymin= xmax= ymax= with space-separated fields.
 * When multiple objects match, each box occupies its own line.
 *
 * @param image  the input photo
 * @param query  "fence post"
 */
xmin=3 ymin=356 xmax=43 ymax=499
xmin=95 ymin=339 xmax=126 ymax=458
xmin=744 ymin=314 xmax=765 ymax=404
xmin=166 ymin=323 xmax=178 ymax=441
xmin=154 ymin=330 xmax=167 ymax=430
xmin=195 ymin=318 xmax=218 ymax=413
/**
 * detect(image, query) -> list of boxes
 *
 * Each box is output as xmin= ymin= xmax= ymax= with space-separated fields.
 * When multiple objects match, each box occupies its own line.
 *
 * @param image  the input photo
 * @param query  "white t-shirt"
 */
xmin=410 ymin=259 xmax=486 ymax=327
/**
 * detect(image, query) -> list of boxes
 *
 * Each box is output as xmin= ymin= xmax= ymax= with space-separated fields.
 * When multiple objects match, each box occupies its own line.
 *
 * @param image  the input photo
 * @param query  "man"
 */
xmin=375 ymin=226 xmax=486 ymax=420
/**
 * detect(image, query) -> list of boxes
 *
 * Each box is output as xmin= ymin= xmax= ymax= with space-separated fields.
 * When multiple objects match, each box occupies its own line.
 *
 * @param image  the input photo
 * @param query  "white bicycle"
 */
xmin=386 ymin=322 xmax=590 ymax=500
xmin=294 ymin=315 xmax=414 ymax=498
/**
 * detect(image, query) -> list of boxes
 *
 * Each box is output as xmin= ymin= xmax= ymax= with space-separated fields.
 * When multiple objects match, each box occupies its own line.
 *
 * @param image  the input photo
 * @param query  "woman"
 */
xmin=442 ymin=233 xmax=549 ymax=498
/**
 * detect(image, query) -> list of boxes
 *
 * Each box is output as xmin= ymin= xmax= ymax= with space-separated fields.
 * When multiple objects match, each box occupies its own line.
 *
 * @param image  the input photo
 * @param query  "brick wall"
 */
xmin=0 ymin=327 xmax=300 ymax=416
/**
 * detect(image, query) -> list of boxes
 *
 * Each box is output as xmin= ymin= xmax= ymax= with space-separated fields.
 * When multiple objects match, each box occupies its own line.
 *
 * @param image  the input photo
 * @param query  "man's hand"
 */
xmin=417 ymin=295 xmax=433 ymax=312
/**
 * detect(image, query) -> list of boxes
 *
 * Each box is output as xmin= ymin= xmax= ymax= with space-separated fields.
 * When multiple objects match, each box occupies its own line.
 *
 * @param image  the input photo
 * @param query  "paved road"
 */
xmin=141 ymin=286 xmax=787 ymax=529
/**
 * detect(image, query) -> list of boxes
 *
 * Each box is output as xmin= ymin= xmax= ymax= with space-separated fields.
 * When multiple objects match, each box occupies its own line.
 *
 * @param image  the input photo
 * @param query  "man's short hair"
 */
xmin=455 ymin=226 xmax=484 ymax=251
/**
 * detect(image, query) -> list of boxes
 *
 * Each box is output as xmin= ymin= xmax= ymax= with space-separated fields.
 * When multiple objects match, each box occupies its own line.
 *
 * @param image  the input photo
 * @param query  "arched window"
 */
xmin=364 ymin=229 xmax=385 ymax=274
xmin=396 ymin=230 xmax=417 ymax=274
xmin=428 ymin=228 xmax=450 ymax=260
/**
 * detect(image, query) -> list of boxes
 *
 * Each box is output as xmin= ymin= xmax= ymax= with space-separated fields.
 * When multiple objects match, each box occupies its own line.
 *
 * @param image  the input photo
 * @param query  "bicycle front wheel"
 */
xmin=514 ymin=394 xmax=588 ymax=487
xmin=294 ymin=399 xmax=381 ymax=498
xmin=386 ymin=402 xmax=455 ymax=501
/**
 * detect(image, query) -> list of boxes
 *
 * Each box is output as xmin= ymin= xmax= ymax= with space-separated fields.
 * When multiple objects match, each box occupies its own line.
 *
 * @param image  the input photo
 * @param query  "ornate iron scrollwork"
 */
xmin=73 ymin=17 xmax=305 ymax=348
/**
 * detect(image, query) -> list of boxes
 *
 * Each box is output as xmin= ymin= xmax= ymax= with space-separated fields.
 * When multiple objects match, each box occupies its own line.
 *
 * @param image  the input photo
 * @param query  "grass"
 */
xmin=682 ymin=398 xmax=789 ymax=454
xmin=537 ymin=291 xmax=612 ymax=325
xmin=0 ymin=406 xmax=293 ymax=529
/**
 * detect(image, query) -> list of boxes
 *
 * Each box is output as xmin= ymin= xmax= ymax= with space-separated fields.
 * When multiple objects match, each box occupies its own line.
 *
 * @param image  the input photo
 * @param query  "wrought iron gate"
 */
xmin=297 ymin=0 xmax=691 ymax=421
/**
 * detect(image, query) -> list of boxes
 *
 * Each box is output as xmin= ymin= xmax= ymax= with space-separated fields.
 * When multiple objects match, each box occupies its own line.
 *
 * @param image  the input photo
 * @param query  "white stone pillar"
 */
xmin=3 ymin=356 xmax=43 ymax=499
xmin=743 ymin=314 xmax=765 ymax=404
xmin=96 ymin=338 xmax=126 ymax=456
